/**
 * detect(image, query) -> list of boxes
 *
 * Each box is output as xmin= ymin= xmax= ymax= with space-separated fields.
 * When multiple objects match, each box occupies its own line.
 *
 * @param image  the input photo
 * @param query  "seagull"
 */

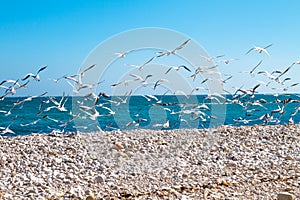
xmin=165 ymin=65 xmax=191 ymax=74
xmin=216 ymin=58 xmax=238 ymax=65
xmin=190 ymin=65 xmax=218 ymax=81
xmin=245 ymin=101 xmax=268 ymax=110
xmin=288 ymin=117 xmax=294 ymax=125
xmin=144 ymin=94 xmax=158 ymax=102
xmin=271 ymin=83 xmax=299 ymax=91
xmin=236 ymin=84 xmax=261 ymax=97
xmin=45 ymin=92 xmax=69 ymax=112
xmin=96 ymin=104 xmax=115 ymax=115
xmin=257 ymin=70 xmax=276 ymax=81
xmin=49 ymin=74 xmax=67 ymax=83
xmin=189 ymin=86 xmax=206 ymax=96
xmin=270 ymin=104 xmax=285 ymax=116
xmin=111 ymin=79 xmax=133 ymax=87
xmin=200 ymin=54 xmax=225 ymax=62
xmin=245 ymin=44 xmax=272 ymax=56
xmin=22 ymin=65 xmax=47 ymax=81
xmin=156 ymin=39 xmax=191 ymax=57
xmin=125 ymin=56 xmax=155 ymax=71
xmin=20 ymin=115 xmax=56 ymax=127
xmin=153 ymin=120 xmax=169 ymax=129
xmin=13 ymin=92 xmax=47 ymax=107
xmin=64 ymin=64 xmax=97 ymax=88
xmin=81 ymin=64 xmax=96 ymax=74
xmin=114 ymin=50 xmax=135 ymax=58
xmin=58 ymin=113 xmax=80 ymax=128
xmin=291 ymin=106 xmax=300 ymax=116
xmin=93 ymin=92 xmax=110 ymax=105
xmin=79 ymin=105 xmax=102 ymax=120
xmin=274 ymin=65 xmax=293 ymax=83
xmin=130 ymin=73 xmax=153 ymax=84
xmin=0 ymin=116 xmax=17 ymax=135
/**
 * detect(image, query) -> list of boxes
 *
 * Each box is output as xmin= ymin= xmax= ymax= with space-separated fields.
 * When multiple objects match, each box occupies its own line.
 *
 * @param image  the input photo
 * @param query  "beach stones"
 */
xmin=0 ymin=124 xmax=299 ymax=198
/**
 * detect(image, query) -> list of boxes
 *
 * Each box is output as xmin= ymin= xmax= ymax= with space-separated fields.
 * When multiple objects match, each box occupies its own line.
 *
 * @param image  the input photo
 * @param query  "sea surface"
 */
xmin=0 ymin=94 xmax=299 ymax=136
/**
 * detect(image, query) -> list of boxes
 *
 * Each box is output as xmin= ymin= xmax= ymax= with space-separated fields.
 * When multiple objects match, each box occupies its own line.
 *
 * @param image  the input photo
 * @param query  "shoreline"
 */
xmin=0 ymin=124 xmax=299 ymax=199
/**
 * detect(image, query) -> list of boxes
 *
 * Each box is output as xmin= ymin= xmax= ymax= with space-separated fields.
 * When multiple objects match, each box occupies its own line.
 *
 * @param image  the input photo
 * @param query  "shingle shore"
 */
xmin=0 ymin=124 xmax=299 ymax=199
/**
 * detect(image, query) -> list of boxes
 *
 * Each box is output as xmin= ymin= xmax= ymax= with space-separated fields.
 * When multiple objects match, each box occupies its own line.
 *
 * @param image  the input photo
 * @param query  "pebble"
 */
xmin=94 ymin=174 xmax=105 ymax=183
xmin=0 ymin=124 xmax=299 ymax=199
xmin=277 ymin=192 xmax=294 ymax=200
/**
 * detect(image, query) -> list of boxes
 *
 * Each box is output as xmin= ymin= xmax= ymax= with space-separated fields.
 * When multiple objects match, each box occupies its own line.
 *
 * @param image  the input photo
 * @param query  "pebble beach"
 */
xmin=0 ymin=124 xmax=299 ymax=199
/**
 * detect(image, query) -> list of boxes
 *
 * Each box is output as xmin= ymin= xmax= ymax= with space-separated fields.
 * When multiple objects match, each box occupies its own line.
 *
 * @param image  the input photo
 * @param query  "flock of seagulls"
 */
xmin=0 ymin=40 xmax=299 ymax=135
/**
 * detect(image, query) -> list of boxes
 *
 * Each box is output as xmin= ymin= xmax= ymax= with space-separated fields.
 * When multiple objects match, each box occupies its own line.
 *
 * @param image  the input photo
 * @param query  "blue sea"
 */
xmin=0 ymin=94 xmax=299 ymax=136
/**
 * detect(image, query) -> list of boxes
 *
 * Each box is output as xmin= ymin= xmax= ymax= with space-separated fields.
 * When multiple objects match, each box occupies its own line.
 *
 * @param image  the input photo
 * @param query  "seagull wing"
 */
xmin=250 ymin=60 xmax=263 ymax=74
xmin=245 ymin=47 xmax=254 ymax=55
xmin=141 ymin=56 xmax=155 ymax=67
xmin=180 ymin=65 xmax=191 ymax=72
xmin=263 ymin=44 xmax=273 ymax=49
xmin=37 ymin=65 xmax=47 ymax=74
xmin=82 ymin=64 xmax=96 ymax=73
xmin=130 ymin=73 xmax=142 ymax=80
xmin=165 ymin=67 xmax=173 ymax=74
xmin=252 ymin=84 xmax=261 ymax=93
xmin=22 ymin=73 xmax=35 ymax=81
xmin=277 ymin=66 xmax=292 ymax=79
xmin=173 ymin=39 xmax=191 ymax=51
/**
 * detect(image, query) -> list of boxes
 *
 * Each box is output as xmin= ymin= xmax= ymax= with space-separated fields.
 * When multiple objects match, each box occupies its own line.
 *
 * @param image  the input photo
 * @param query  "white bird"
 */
xmin=13 ymin=92 xmax=47 ymax=106
xmin=111 ymin=79 xmax=133 ymax=87
xmin=163 ymin=120 xmax=170 ymax=128
xmin=190 ymin=65 xmax=218 ymax=81
xmin=22 ymin=65 xmax=47 ymax=81
xmin=125 ymin=56 xmax=155 ymax=71
xmin=274 ymin=65 xmax=293 ymax=83
xmin=216 ymin=58 xmax=238 ymax=65
xmin=156 ymin=39 xmax=191 ymax=57
xmin=257 ymin=70 xmax=276 ymax=81
xmin=145 ymin=94 xmax=158 ymax=102
xmin=189 ymin=86 xmax=206 ymax=96
xmin=245 ymin=44 xmax=272 ymax=56
xmin=288 ymin=117 xmax=294 ymax=125
xmin=79 ymin=105 xmax=102 ymax=120
xmin=114 ymin=50 xmax=135 ymax=58
xmin=270 ymin=104 xmax=285 ymax=116
xmin=165 ymin=65 xmax=191 ymax=74
xmin=48 ymin=74 xmax=67 ymax=83
xmin=130 ymin=74 xmax=153 ymax=85
xmin=45 ymin=92 xmax=68 ymax=112
xmin=64 ymin=64 xmax=96 ymax=88
xmin=96 ymin=104 xmax=116 ymax=115
xmin=291 ymin=106 xmax=300 ymax=116
xmin=152 ymin=120 xmax=170 ymax=129
xmin=200 ymin=54 xmax=225 ymax=62
xmin=0 ymin=116 xmax=17 ymax=135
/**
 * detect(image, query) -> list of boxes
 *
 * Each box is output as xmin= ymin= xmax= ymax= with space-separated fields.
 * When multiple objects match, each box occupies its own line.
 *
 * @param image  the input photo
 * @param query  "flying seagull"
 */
xmin=156 ymin=39 xmax=191 ymax=57
xmin=22 ymin=65 xmax=47 ymax=81
xmin=246 ymin=44 xmax=273 ymax=56
xmin=165 ymin=65 xmax=191 ymax=74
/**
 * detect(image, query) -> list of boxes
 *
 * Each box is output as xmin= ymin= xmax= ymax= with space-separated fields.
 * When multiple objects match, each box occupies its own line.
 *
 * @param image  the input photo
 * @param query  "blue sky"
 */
xmin=0 ymin=0 xmax=299 ymax=96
